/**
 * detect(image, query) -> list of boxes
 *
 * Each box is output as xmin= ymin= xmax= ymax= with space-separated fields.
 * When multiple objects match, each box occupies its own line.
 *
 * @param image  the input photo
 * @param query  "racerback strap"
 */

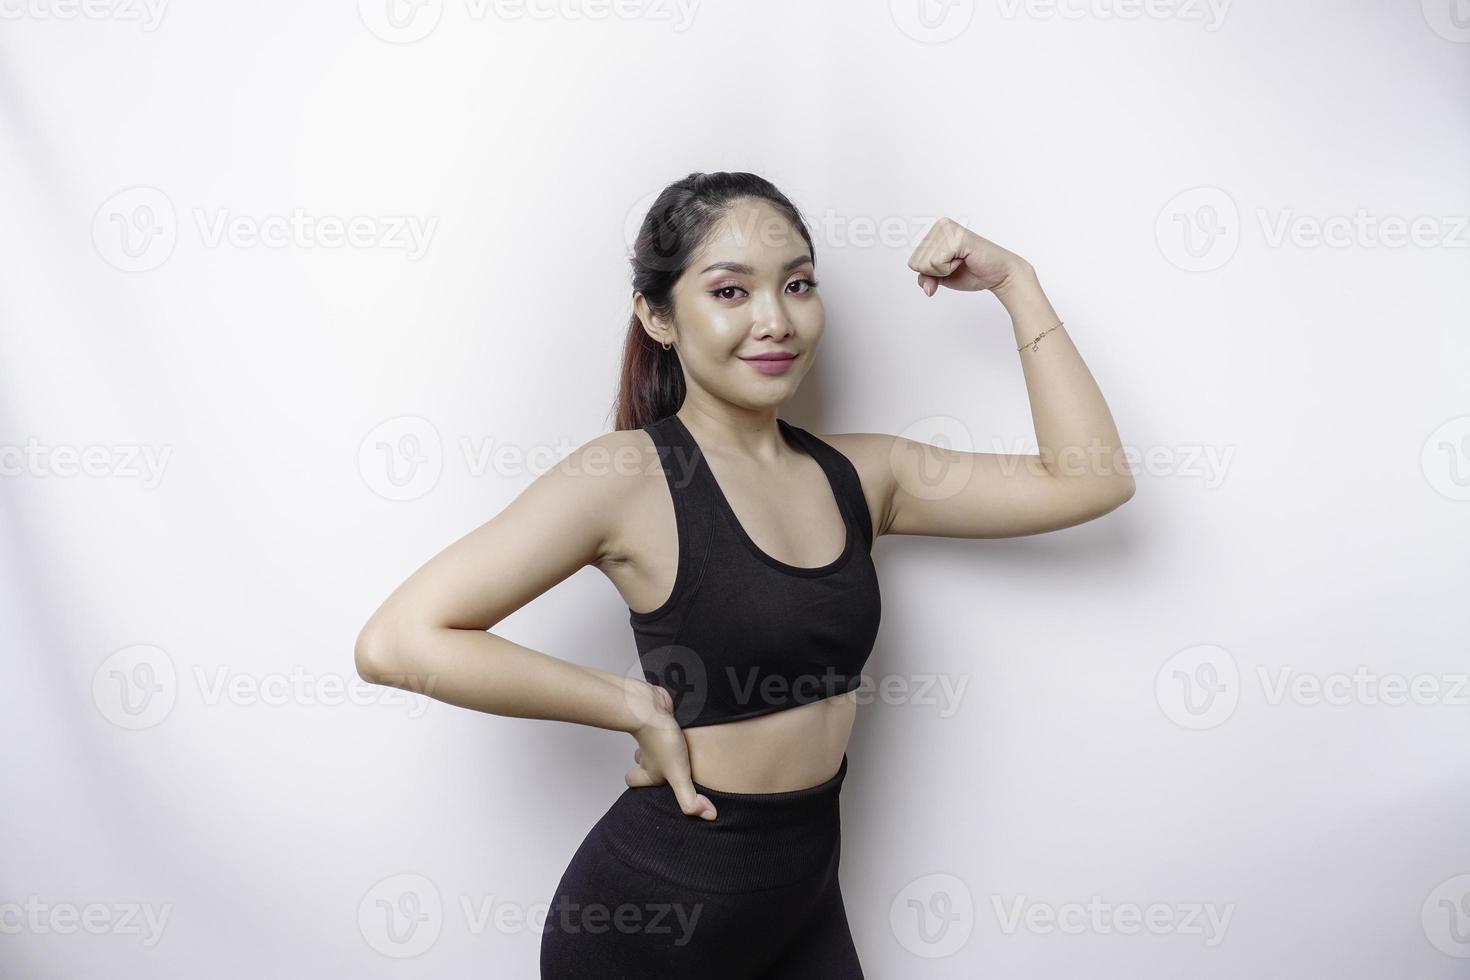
xmin=780 ymin=421 xmax=875 ymax=552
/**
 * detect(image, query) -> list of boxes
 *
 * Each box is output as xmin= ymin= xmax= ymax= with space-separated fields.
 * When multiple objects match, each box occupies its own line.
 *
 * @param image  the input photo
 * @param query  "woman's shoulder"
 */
xmin=804 ymin=429 xmax=897 ymax=481
xmin=556 ymin=425 xmax=663 ymax=491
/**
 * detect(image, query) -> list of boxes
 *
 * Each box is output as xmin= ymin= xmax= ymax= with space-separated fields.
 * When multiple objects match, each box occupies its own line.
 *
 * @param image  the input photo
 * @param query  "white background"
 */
xmin=2 ymin=0 xmax=1468 ymax=976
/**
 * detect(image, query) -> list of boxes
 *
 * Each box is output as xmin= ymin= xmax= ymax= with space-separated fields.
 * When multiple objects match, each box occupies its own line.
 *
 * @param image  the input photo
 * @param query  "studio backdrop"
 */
xmin=2 ymin=1 xmax=1467 ymax=977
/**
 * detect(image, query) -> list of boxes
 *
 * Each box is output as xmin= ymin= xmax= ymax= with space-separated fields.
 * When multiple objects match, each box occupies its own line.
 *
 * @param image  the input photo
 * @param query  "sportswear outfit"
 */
xmin=540 ymin=414 xmax=880 ymax=978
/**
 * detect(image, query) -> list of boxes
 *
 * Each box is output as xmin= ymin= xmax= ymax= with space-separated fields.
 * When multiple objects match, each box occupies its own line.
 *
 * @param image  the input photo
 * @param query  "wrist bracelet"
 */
xmin=1019 ymin=320 xmax=1064 ymax=353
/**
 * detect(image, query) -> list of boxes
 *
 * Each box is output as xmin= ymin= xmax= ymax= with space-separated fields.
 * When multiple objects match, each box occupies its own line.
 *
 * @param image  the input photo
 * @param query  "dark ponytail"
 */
xmin=610 ymin=172 xmax=816 ymax=432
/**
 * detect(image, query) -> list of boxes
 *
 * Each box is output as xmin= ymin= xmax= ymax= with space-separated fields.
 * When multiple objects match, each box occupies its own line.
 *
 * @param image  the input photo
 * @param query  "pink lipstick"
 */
xmin=740 ymin=351 xmax=798 ymax=375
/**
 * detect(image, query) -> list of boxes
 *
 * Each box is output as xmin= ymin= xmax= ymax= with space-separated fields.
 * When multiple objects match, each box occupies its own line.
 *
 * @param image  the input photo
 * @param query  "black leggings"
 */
xmin=540 ymin=753 xmax=862 ymax=979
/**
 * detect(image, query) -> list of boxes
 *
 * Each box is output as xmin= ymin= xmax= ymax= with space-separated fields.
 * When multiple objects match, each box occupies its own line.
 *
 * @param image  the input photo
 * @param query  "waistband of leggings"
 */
xmin=690 ymin=751 xmax=848 ymax=808
xmin=600 ymin=753 xmax=848 ymax=893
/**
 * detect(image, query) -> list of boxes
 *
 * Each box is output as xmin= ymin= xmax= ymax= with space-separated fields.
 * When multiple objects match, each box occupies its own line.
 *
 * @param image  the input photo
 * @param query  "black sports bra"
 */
xmin=629 ymin=413 xmax=882 ymax=728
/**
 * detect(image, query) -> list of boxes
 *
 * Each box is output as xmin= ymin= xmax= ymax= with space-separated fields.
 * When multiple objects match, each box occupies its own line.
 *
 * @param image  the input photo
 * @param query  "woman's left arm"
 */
xmin=864 ymin=218 xmax=1135 ymax=540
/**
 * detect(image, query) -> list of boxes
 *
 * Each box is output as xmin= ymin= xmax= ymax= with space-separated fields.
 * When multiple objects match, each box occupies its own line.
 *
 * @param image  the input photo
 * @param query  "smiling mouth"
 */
xmin=740 ymin=351 xmax=799 ymax=374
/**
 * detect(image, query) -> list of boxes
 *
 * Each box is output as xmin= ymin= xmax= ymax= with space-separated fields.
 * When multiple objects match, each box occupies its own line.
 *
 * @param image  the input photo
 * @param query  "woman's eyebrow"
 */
xmin=698 ymin=254 xmax=814 ymax=275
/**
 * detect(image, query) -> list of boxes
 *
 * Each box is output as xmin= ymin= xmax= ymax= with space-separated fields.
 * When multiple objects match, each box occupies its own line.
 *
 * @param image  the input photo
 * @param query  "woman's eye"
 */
xmin=709 ymin=278 xmax=818 ymax=301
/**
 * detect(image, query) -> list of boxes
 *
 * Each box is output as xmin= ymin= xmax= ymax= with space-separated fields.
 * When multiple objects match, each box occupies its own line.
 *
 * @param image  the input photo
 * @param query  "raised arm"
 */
xmin=859 ymin=219 xmax=1135 ymax=540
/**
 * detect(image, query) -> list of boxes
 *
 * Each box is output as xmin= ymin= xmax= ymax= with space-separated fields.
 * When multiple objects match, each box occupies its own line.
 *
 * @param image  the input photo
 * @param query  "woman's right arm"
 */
xmin=352 ymin=429 xmax=718 ymax=819
xmin=353 ymin=430 xmax=653 ymax=731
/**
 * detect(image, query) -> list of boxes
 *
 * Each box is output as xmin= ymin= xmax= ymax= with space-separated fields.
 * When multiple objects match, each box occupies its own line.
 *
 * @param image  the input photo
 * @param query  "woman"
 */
xmin=354 ymin=171 xmax=1134 ymax=977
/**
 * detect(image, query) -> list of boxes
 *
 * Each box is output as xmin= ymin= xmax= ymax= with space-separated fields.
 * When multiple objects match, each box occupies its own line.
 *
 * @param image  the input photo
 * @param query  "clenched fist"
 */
xmin=908 ymin=217 xmax=1032 ymax=297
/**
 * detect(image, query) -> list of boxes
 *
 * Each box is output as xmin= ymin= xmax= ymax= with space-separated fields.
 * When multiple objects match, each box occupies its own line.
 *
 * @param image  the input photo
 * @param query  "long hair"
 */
xmin=611 ymin=172 xmax=816 ymax=431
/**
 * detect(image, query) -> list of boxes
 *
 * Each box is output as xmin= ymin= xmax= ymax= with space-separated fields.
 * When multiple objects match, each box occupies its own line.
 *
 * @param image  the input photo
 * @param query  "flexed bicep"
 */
xmin=848 ymin=432 xmax=1133 ymax=541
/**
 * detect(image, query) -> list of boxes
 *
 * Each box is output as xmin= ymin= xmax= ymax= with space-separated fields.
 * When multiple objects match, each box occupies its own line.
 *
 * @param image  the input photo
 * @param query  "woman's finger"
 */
xmin=926 ymin=254 xmax=964 ymax=277
xmin=668 ymin=777 xmax=717 ymax=821
xmin=624 ymin=766 xmax=658 ymax=789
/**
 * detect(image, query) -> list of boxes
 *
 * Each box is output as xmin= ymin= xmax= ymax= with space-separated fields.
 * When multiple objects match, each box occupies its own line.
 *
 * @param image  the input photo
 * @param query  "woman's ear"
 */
xmin=633 ymin=292 xmax=673 ymax=347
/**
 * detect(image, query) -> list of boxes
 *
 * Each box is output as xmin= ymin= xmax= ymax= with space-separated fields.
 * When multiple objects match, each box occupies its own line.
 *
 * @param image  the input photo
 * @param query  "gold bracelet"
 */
xmin=1019 ymin=320 xmax=1064 ymax=353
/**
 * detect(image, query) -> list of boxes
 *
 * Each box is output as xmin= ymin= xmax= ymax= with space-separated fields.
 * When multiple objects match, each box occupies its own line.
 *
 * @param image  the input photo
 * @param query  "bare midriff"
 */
xmin=681 ymin=689 xmax=857 ymax=793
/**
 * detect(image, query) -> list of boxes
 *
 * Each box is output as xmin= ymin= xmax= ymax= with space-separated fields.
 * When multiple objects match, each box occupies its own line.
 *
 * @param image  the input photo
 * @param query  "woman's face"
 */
xmin=643 ymin=198 xmax=825 ymax=412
